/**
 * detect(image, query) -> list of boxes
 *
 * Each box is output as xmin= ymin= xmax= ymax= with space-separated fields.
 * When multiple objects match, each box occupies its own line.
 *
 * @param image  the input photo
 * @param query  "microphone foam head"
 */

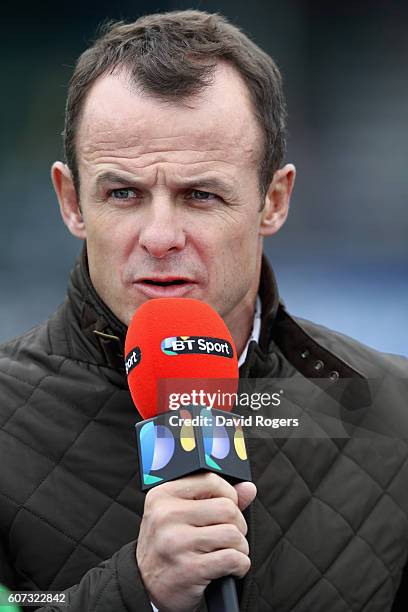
xmin=125 ymin=298 xmax=239 ymax=419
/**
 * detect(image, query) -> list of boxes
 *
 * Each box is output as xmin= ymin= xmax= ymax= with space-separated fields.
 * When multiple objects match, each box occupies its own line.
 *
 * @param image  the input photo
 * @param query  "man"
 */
xmin=0 ymin=10 xmax=407 ymax=612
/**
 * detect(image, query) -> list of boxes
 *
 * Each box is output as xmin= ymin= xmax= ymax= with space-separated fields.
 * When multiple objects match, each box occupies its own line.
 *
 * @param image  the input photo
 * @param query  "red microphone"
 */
xmin=125 ymin=298 xmax=252 ymax=612
xmin=125 ymin=297 xmax=239 ymax=419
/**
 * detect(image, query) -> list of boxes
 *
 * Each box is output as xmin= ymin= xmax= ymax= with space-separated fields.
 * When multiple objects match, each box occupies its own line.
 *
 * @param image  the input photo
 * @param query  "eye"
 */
xmin=189 ymin=190 xmax=218 ymax=202
xmin=109 ymin=188 xmax=139 ymax=200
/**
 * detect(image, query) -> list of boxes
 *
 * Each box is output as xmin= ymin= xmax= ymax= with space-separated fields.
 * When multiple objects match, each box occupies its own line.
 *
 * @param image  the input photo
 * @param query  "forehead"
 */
xmin=76 ymin=62 xmax=262 ymax=169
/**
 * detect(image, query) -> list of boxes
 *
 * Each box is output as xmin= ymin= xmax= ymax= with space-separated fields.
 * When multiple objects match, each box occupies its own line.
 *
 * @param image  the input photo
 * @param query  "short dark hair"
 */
xmin=63 ymin=10 xmax=287 ymax=198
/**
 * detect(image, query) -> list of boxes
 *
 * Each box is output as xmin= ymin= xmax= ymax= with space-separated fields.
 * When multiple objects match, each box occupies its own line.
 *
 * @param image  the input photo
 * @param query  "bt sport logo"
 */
xmin=161 ymin=336 xmax=233 ymax=358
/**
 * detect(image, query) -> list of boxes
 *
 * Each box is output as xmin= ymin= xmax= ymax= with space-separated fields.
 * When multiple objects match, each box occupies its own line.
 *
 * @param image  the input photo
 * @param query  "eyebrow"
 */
xmin=95 ymin=171 xmax=138 ymax=190
xmin=94 ymin=171 xmax=236 ymax=197
xmin=179 ymin=177 xmax=236 ymax=197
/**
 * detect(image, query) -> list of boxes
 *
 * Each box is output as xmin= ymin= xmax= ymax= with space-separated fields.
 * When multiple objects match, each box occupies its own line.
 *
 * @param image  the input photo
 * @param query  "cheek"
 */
xmin=223 ymin=222 xmax=261 ymax=258
xmin=194 ymin=214 xmax=261 ymax=261
xmin=196 ymin=212 xmax=257 ymax=245
xmin=201 ymin=225 xmax=261 ymax=287
xmin=85 ymin=213 xmax=134 ymax=258
xmin=85 ymin=226 xmax=130 ymax=294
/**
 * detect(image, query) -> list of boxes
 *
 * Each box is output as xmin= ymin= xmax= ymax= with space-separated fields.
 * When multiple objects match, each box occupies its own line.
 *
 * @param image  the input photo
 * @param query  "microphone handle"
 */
xmin=205 ymin=575 xmax=240 ymax=612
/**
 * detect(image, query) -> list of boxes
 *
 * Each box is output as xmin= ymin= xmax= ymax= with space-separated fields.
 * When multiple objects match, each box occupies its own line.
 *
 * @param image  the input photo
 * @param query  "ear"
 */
xmin=259 ymin=163 xmax=296 ymax=236
xmin=51 ymin=161 xmax=86 ymax=239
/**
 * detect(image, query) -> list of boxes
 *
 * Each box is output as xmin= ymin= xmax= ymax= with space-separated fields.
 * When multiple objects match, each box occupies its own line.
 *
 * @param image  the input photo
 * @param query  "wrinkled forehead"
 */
xmin=76 ymin=62 xmax=263 ymax=169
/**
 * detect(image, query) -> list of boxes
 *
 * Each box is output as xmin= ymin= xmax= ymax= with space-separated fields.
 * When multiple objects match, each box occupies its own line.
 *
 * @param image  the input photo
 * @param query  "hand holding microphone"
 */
xmin=136 ymin=472 xmax=256 ymax=612
xmin=125 ymin=298 xmax=256 ymax=611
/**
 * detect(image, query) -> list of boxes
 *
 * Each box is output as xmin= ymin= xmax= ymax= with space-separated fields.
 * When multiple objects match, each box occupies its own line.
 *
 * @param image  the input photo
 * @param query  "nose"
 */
xmin=138 ymin=200 xmax=186 ymax=258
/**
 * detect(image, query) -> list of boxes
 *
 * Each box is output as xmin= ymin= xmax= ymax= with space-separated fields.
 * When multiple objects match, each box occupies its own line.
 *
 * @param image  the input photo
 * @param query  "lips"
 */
xmin=142 ymin=278 xmax=188 ymax=287
xmin=134 ymin=277 xmax=197 ymax=298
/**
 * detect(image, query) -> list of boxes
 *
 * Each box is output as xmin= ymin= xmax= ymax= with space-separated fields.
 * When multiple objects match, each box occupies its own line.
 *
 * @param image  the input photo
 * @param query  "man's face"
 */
xmin=53 ymin=63 xmax=293 ymax=345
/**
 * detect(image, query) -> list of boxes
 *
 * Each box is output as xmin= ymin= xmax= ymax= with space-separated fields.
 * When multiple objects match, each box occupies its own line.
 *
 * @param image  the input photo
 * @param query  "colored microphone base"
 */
xmin=135 ymin=405 xmax=252 ymax=490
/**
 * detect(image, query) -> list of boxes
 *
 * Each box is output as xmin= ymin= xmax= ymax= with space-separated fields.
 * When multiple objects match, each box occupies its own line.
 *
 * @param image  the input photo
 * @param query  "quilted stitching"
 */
xmin=0 ymin=349 xmax=146 ymax=594
xmin=237 ymin=373 xmax=408 ymax=612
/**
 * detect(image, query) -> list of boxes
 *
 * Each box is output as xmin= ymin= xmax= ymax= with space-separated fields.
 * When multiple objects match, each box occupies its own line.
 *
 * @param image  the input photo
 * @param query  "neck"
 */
xmin=226 ymin=251 xmax=263 ymax=357
xmin=225 ymin=293 xmax=258 ymax=358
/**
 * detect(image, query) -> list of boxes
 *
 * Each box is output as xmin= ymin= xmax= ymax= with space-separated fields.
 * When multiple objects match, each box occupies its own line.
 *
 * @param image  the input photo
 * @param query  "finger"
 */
xmin=183 ymin=497 xmax=248 ymax=535
xmin=197 ymin=548 xmax=251 ymax=581
xmin=158 ymin=472 xmax=239 ymax=505
xmin=193 ymin=524 xmax=249 ymax=556
xmin=234 ymin=481 xmax=257 ymax=511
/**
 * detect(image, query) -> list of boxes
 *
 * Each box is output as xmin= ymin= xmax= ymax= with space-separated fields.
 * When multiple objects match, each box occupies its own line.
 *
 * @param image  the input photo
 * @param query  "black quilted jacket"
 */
xmin=1 ymin=250 xmax=408 ymax=612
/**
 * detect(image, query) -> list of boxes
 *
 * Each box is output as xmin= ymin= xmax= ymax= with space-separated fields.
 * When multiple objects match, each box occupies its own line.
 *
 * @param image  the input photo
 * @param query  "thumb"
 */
xmin=234 ymin=481 xmax=257 ymax=511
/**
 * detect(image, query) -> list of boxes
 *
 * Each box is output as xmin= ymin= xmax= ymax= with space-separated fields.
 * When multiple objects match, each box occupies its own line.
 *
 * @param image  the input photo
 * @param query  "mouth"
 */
xmin=141 ymin=278 xmax=189 ymax=287
xmin=134 ymin=277 xmax=197 ymax=298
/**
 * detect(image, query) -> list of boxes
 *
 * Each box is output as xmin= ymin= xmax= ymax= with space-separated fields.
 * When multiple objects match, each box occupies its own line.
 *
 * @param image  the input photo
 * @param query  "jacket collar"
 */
xmin=66 ymin=246 xmax=127 ymax=373
xmin=239 ymin=257 xmax=370 ymax=409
